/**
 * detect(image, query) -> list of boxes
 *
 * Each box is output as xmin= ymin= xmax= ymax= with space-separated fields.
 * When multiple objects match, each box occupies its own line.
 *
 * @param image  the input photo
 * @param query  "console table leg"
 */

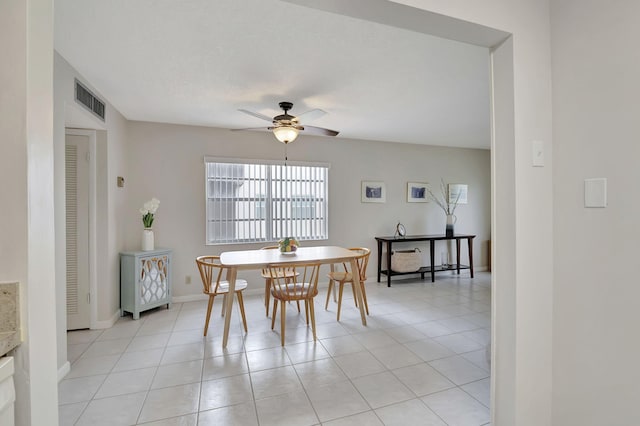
xmin=468 ymin=237 xmax=475 ymax=278
xmin=430 ymin=240 xmax=435 ymax=282
xmin=456 ymin=239 xmax=461 ymax=274
xmin=377 ymin=240 xmax=382 ymax=283
xmin=386 ymin=241 xmax=393 ymax=287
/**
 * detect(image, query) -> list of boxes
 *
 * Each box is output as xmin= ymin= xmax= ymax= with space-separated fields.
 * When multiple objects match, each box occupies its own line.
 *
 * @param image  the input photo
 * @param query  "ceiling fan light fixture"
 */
xmin=273 ymin=126 xmax=299 ymax=144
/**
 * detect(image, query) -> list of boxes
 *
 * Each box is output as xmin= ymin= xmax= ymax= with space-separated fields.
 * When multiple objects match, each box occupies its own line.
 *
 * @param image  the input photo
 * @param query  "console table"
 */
xmin=375 ymin=234 xmax=475 ymax=286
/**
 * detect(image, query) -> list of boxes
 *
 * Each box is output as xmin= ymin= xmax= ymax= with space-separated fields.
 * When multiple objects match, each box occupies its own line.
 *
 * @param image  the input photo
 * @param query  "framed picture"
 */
xmin=361 ymin=181 xmax=386 ymax=203
xmin=448 ymin=184 xmax=468 ymax=204
xmin=407 ymin=182 xmax=429 ymax=203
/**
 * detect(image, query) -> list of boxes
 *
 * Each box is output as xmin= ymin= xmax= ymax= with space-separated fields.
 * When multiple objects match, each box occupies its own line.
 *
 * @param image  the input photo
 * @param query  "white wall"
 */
xmin=124 ymin=122 xmax=490 ymax=298
xmin=551 ymin=2 xmax=640 ymax=424
xmin=0 ymin=0 xmax=59 ymax=424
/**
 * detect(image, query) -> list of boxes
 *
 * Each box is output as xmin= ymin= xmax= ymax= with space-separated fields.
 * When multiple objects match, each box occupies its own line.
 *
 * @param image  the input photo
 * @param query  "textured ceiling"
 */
xmin=54 ymin=0 xmax=491 ymax=148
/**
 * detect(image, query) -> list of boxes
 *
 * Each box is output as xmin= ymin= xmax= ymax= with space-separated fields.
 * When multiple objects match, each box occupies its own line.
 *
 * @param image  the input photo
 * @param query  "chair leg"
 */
xmin=271 ymin=299 xmax=278 ymax=330
xmin=204 ymin=295 xmax=215 ymax=336
xmin=237 ymin=291 xmax=248 ymax=332
xmin=308 ymin=298 xmax=317 ymax=342
xmin=296 ymin=300 xmax=301 ymax=313
xmin=360 ymin=282 xmax=370 ymax=315
xmin=337 ymin=282 xmax=345 ymax=321
xmin=325 ymin=280 xmax=334 ymax=310
xmin=329 ymin=264 xmax=338 ymax=303
xmin=351 ymin=282 xmax=358 ymax=308
xmin=264 ymin=279 xmax=271 ymax=316
xmin=220 ymin=294 xmax=226 ymax=316
xmin=280 ymin=300 xmax=286 ymax=346
xmin=305 ymin=300 xmax=309 ymax=325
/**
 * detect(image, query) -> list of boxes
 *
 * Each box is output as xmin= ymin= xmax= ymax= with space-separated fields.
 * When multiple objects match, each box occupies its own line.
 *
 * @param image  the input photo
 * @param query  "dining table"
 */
xmin=219 ymin=245 xmax=367 ymax=348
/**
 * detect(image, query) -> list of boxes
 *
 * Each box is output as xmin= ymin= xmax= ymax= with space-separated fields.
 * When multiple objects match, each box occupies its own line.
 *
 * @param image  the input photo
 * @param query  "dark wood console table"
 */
xmin=375 ymin=234 xmax=475 ymax=287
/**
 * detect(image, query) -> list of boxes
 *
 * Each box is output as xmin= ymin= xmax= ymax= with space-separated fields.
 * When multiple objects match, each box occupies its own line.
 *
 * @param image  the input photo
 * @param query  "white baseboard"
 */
xmin=58 ymin=361 xmax=70 ymax=382
xmin=171 ymin=293 xmax=209 ymax=304
xmin=242 ymin=288 xmax=264 ymax=297
xmin=92 ymin=309 xmax=121 ymax=329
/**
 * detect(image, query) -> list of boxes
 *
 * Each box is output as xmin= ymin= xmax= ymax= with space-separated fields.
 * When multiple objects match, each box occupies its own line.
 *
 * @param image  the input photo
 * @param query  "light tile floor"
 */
xmin=59 ymin=272 xmax=491 ymax=426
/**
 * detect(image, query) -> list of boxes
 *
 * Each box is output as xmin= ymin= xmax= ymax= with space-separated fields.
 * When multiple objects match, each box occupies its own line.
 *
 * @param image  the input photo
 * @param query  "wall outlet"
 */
xmin=185 ymin=275 xmax=191 ymax=285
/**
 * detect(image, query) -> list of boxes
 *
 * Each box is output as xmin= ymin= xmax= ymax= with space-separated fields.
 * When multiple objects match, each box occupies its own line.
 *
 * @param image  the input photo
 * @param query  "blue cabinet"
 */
xmin=120 ymin=249 xmax=172 ymax=319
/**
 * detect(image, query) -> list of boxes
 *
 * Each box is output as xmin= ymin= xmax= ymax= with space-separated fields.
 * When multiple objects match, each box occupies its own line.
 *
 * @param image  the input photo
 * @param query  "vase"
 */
xmin=445 ymin=214 xmax=456 ymax=238
xmin=142 ymin=228 xmax=154 ymax=251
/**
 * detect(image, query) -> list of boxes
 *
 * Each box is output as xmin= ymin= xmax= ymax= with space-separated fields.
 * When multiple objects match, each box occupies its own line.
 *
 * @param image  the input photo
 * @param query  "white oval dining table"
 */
xmin=219 ymin=246 xmax=367 ymax=347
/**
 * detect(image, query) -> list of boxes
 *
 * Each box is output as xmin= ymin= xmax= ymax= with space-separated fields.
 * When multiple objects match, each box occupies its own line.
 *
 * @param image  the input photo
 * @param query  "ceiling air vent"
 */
xmin=74 ymin=79 xmax=106 ymax=121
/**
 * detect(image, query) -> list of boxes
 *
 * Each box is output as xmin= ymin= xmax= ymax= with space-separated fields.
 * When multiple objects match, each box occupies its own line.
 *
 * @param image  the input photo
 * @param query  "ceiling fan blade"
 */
xmin=269 ymin=125 xmax=304 ymax=131
xmin=238 ymin=109 xmax=273 ymax=122
xmin=295 ymin=108 xmax=327 ymax=122
xmin=230 ymin=127 xmax=271 ymax=132
xmin=302 ymin=125 xmax=339 ymax=137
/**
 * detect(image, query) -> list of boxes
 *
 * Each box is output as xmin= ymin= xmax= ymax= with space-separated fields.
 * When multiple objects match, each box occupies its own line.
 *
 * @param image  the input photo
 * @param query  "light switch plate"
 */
xmin=584 ymin=178 xmax=607 ymax=208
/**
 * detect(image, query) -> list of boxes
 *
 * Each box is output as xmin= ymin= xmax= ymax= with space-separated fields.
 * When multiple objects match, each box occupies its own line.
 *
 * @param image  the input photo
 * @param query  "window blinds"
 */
xmin=205 ymin=158 xmax=329 ymax=245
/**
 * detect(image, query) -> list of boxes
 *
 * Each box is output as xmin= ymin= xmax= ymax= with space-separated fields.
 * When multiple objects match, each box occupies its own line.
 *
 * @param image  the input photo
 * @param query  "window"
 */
xmin=205 ymin=157 xmax=329 ymax=244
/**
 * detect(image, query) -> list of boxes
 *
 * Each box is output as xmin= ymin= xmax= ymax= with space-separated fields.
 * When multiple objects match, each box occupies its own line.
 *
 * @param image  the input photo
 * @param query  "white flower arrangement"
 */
xmin=140 ymin=198 xmax=160 ymax=228
xmin=426 ymin=179 xmax=460 ymax=215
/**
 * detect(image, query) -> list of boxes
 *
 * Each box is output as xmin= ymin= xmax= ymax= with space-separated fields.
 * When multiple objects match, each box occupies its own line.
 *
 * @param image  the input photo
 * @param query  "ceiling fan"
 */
xmin=234 ymin=101 xmax=339 ymax=144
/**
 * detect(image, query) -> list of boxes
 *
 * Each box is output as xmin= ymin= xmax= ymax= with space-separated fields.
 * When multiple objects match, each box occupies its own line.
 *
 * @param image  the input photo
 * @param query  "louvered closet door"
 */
xmin=66 ymin=133 xmax=91 ymax=330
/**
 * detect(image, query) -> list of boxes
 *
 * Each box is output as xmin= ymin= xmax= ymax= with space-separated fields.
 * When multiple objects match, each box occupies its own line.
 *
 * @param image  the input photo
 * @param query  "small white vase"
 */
xmin=142 ymin=228 xmax=154 ymax=251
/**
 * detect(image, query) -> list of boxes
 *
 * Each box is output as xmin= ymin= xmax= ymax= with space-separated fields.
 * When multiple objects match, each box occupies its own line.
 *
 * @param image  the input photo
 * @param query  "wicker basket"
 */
xmin=391 ymin=248 xmax=422 ymax=273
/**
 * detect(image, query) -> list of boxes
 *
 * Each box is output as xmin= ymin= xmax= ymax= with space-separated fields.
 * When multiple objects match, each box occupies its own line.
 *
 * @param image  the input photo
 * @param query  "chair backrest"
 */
xmin=267 ymin=262 xmax=321 ymax=300
xmin=260 ymin=246 xmax=279 ymax=275
xmin=260 ymin=245 xmax=298 ymax=277
xmin=345 ymin=247 xmax=371 ymax=281
xmin=195 ymin=255 xmax=225 ymax=294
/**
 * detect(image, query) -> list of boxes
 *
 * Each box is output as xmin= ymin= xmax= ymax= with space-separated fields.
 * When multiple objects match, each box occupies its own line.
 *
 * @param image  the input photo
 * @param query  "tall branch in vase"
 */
xmin=426 ymin=179 xmax=461 ymax=216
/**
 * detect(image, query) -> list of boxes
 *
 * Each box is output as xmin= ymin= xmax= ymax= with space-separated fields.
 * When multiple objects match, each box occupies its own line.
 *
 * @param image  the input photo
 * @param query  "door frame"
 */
xmin=65 ymin=128 xmax=98 ymax=329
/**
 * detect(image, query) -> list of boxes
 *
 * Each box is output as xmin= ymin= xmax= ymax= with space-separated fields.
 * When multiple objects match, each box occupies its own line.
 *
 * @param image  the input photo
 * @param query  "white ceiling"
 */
xmin=54 ymin=0 xmax=491 ymax=148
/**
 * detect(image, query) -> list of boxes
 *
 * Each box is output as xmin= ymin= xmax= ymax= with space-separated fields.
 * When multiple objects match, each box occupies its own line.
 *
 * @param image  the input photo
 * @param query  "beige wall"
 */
xmin=551 ymin=1 xmax=640 ymax=424
xmin=124 ymin=122 xmax=490 ymax=299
